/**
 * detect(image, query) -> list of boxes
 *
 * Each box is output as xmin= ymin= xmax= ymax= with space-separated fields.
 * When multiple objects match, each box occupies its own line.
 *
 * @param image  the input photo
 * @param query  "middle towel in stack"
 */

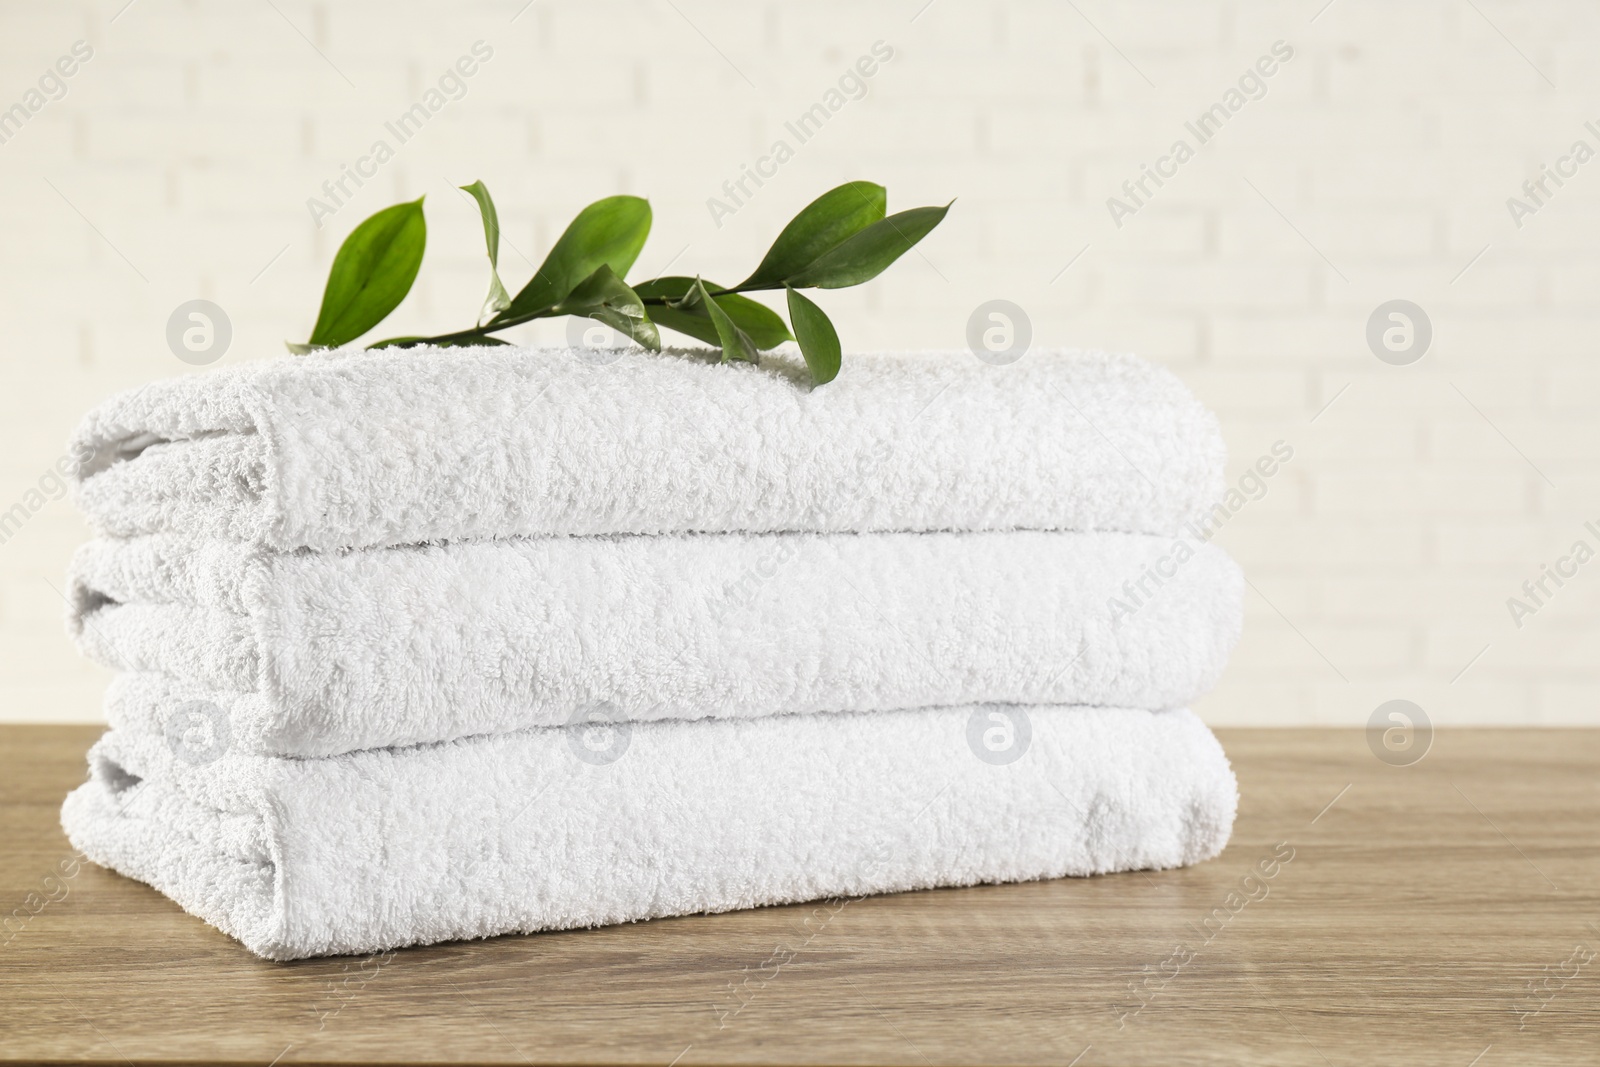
xmin=68 ymin=529 xmax=1240 ymax=757
xmin=62 ymin=345 xmax=1243 ymax=959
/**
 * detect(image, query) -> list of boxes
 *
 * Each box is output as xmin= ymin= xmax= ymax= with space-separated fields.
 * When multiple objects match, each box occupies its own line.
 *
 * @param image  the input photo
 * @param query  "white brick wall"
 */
xmin=2 ymin=0 xmax=1597 ymax=727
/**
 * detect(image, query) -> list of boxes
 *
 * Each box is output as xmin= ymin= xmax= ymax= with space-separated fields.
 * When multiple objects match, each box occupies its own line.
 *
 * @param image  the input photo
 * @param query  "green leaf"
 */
xmin=496 ymin=195 xmax=651 ymax=322
xmin=786 ymin=287 xmax=841 ymax=385
xmin=298 ymin=198 xmax=427 ymax=350
xmin=553 ymin=264 xmax=660 ymax=351
xmin=783 ymin=203 xmax=951 ymax=289
xmin=679 ymin=277 xmax=757 ymax=364
xmin=738 ymin=182 xmax=885 ymax=290
xmin=460 ymin=180 xmax=512 ymax=322
xmin=635 ymin=277 xmax=791 ymax=349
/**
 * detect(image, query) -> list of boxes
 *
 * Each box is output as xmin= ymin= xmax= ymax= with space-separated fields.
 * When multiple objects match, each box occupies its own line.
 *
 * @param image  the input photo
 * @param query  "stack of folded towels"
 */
xmin=60 ymin=346 xmax=1243 ymax=961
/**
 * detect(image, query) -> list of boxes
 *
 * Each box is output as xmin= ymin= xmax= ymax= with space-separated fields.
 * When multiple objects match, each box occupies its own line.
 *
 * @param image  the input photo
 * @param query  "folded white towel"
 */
xmin=61 ymin=704 xmax=1237 ymax=960
xmin=69 ymin=347 xmax=1224 ymax=551
xmin=68 ymin=529 xmax=1242 ymax=757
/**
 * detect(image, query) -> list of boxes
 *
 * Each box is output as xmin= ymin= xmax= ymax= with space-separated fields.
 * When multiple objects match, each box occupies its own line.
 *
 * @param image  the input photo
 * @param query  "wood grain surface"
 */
xmin=1 ymin=725 xmax=1596 ymax=1066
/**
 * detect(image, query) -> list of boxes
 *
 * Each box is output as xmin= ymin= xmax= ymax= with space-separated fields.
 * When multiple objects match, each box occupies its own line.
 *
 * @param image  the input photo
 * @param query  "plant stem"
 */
xmin=376 ymin=281 xmax=782 ymax=350
xmin=637 ymin=281 xmax=770 ymax=305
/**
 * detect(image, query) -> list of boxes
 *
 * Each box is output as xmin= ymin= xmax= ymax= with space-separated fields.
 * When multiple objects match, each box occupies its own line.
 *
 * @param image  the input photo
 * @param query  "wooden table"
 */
xmin=1 ymin=726 xmax=1596 ymax=1066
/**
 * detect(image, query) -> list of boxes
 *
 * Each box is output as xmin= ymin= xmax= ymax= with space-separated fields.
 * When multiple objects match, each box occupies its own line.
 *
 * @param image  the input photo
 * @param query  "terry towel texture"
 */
xmin=62 ymin=344 xmax=1244 ymax=960
xmin=68 ymin=347 xmax=1226 ymax=551
xmin=68 ymin=529 xmax=1242 ymax=756
xmin=61 ymin=704 xmax=1238 ymax=961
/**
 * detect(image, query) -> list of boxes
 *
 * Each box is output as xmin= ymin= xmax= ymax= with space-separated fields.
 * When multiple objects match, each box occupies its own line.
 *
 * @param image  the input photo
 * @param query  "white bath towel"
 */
xmin=61 ymin=704 xmax=1237 ymax=960
xmin=68 ymin=347 xmax=1224 ymax=551
xmin=68 ymin=529 xmax=1242 ymax=757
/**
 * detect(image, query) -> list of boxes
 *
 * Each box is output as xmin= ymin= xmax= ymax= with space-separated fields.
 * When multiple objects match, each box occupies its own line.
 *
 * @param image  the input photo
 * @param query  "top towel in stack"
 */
xmin=65 ymin=347 xmax=1237 ymax=760
xmin=70 ymin=346 xmax=1223 ymax=549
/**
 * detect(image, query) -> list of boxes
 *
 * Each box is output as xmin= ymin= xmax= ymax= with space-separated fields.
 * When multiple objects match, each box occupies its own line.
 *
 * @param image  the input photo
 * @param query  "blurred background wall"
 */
xmin=2 ymin=0 xmax=1597 ymax=726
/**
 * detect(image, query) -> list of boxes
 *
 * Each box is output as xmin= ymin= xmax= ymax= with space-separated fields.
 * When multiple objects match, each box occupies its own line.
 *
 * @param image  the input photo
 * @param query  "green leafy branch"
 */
xmin=289 ymin=180 xmax=950 ymax=385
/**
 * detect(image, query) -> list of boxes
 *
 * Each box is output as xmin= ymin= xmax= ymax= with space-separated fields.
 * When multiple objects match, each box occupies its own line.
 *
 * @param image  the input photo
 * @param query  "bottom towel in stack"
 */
xmin=62 ymin=703 xmax=1236 ymax=960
